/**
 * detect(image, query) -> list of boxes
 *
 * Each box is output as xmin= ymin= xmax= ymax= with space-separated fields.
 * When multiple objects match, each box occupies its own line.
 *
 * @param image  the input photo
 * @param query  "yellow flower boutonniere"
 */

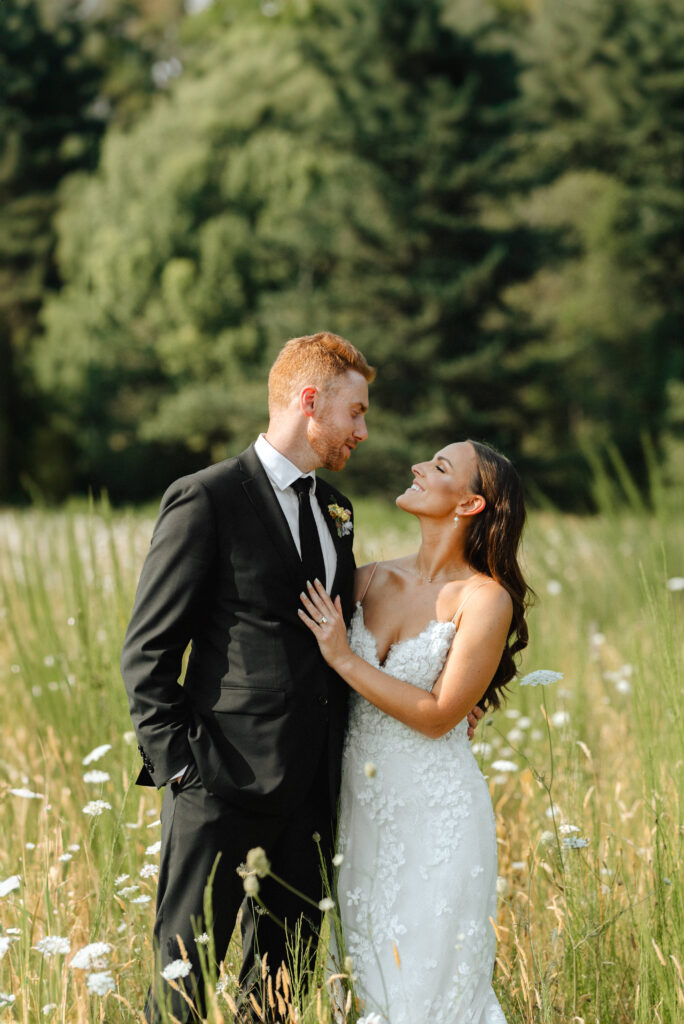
xmin=328 ymin=503 xmax=353 ymax=538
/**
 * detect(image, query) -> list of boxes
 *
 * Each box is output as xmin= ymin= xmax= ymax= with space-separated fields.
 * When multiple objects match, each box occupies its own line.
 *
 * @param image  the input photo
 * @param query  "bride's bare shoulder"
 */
xmin=352 ymin=557 xmax=414 ymax=602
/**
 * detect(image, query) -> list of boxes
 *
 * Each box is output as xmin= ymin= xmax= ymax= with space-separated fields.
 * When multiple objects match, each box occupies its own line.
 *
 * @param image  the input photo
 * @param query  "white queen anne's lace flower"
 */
xmin=490 ymin=759 xmax=518 ymax=773
xmin=0 ymin=875 xmax=21 ymax=898
xmin=34 ymin=936 xmax=71 ymax=957
xmin=519 ymin=669 xmax=564 ymax=687
xmin=70 ymin=942 xmax=112 ymax=970
xmin=86 ymin=971 xmax=115 ymax=995
xmin=0 ymin=994 xmax=16 ymax=1007
xmin=82 ymin=744 xmax=112 ymax=765
xmin=83 ymin=770 xmax=110 ymax=784
xmin=0 ymin=937 xmax=12 ymax=960
xmin=145 ymin=841 xmax=162 ymax=856
xmin=82 ymin=800 xmax=112 ymax=817
xmin=562 ymin=835 xmax=590 ymax=849
xmin=161 ymin=959 xmax=192 ymax=981
xmin=666 ymin=576 xmax=684 ymax=591
xmin=8 ymin=788 xmax=43 ymax=799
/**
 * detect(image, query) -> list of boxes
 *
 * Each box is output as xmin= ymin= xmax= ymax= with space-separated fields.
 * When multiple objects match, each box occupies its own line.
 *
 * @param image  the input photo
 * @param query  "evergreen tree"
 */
xmin=499 ymin=0 xmax=684 ymax=499
xmin=36 ymin=0 xmax=534 ymax=499
xmin=0 ymin=0 xmax=104 ymax=498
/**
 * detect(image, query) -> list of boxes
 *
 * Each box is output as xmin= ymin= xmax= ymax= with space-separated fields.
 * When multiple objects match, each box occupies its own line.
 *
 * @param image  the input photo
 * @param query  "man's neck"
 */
xmin=262 ymin=427 xmax=319 ymax=474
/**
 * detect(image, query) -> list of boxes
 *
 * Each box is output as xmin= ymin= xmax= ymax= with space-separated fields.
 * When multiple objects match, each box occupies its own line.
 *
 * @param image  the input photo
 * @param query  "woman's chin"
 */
xmin=395 ymin=490 xmax=415 ymax=513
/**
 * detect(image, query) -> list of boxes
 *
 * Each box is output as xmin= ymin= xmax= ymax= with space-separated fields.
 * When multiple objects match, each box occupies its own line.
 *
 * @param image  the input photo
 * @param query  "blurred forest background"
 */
xmin=1 ymin=0 xmax=683 ymax=507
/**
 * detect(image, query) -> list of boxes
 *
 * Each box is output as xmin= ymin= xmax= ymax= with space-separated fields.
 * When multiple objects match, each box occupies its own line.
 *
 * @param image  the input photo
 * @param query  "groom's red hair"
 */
xmin=268 ymin=332 xmax=375 ymax=412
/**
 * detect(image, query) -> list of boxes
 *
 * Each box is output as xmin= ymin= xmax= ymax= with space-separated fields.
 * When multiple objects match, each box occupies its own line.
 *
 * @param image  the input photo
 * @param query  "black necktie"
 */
xmin=291 ymin=477 xmax=326 ymax=586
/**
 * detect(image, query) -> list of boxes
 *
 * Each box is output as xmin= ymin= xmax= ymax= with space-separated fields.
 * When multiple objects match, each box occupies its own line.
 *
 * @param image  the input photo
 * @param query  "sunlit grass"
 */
xmin=0 ymin=484 xmax=682 ymax=1022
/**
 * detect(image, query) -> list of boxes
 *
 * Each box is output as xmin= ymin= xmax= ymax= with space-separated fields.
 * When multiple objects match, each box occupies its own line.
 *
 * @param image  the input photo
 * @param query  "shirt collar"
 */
xmin=254 ymin=434 xmax=316 ymax=494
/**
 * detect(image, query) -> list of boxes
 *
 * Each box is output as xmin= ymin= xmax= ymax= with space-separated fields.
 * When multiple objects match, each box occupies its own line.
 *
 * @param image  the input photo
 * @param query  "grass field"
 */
xmin=0 ymin=482 xmax=682 ymax=1022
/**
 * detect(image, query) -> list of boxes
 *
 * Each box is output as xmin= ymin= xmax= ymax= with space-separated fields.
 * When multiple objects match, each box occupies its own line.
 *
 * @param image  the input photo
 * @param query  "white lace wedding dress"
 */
xmin=335 ymin=602 xmax=507 ymax=1024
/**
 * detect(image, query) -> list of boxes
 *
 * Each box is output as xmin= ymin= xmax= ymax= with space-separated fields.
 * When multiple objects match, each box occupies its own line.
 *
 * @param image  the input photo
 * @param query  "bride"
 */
xmin=299 ymin=439 xmax=531 ymax=1024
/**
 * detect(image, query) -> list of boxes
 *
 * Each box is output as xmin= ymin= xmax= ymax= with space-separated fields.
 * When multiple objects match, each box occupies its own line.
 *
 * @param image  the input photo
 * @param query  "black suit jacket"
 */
xmin=120 ymin=444 xmax=356 ymax=815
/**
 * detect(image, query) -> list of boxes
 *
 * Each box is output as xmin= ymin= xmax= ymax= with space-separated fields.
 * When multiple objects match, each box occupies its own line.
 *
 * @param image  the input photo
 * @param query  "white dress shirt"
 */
xmin=254 ymin=433 xmax=337 ymax=591
xmin=170 ymin=436 xmax=338 ymax=782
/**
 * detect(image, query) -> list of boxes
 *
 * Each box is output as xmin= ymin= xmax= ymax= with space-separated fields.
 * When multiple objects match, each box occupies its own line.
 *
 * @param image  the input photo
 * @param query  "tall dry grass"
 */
xmin=0 ymin=472 xmax=682 ymax=1022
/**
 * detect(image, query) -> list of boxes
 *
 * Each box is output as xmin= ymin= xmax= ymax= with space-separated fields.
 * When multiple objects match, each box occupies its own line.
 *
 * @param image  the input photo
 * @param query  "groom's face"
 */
xmin=307 ymin=370 xmax=369 ymax=471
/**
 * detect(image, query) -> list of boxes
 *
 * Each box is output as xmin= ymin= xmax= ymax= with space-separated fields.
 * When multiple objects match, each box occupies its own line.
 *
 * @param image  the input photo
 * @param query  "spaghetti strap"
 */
xmin=359 ymin=562 xmax=380 ymax=605
xmin=451 ymin=579 xmax=495 ymax=623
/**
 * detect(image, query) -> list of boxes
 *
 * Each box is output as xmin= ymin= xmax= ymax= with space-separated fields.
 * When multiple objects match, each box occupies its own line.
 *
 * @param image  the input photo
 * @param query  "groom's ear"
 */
xmin=299 ymin=386 xmax=317 ymax=416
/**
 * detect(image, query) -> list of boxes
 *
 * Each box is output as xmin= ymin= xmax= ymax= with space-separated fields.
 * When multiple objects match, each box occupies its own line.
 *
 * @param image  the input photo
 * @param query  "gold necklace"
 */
xmin=410 ymin=561 xmax=464 ymax=584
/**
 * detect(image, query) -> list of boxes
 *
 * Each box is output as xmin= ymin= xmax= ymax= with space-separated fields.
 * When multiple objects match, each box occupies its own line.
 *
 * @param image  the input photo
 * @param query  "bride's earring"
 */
xmin=453 ymin=514 xmax=459 ymax=527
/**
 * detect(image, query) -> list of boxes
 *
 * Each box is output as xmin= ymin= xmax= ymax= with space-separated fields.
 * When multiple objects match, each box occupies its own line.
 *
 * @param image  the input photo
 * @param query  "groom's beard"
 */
xmin=308 ymin=422 xmax=352 ymax=472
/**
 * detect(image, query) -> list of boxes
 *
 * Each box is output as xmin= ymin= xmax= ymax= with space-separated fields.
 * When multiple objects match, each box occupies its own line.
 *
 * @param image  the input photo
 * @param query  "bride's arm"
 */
xmin=299 ymin=579 xmax=511 ymax=739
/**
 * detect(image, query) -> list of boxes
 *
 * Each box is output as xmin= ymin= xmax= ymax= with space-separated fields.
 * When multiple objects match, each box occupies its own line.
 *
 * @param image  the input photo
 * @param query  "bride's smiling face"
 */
xmin=396 ymin=441 xmax=485 ymax=520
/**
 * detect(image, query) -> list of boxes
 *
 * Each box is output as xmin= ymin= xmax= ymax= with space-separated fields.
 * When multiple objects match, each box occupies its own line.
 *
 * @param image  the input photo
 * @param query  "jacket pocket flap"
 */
xmin=211 ymin=687 xmax=287 ymax=715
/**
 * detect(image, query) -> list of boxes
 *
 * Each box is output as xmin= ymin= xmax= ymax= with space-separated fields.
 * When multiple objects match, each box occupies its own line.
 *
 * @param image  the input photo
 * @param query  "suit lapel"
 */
xmin=314 ymin=480 xmax=353 ymax=598
xmin=239 ymin=445 xmax=302 ymax=585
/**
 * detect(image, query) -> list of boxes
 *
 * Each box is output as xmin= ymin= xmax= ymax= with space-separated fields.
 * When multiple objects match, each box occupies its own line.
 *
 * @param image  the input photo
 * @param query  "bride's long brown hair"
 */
xmin=464 ymin=440 xmax=533 ymax=710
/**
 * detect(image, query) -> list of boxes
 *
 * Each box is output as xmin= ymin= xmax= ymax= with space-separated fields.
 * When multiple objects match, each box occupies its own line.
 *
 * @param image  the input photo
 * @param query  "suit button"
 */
xmin=318 ymin=695 xmax=328 ymax=706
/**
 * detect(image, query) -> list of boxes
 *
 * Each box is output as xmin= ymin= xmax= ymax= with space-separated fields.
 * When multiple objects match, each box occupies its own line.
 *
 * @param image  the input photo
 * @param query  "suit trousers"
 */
xmin=144 ymin=750 xmax=335 ymax=1024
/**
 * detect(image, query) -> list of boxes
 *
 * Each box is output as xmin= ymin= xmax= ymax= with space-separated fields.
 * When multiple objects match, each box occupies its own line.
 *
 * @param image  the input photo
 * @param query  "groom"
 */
xmin=121 ymin=332 xmax=375 ymax=1022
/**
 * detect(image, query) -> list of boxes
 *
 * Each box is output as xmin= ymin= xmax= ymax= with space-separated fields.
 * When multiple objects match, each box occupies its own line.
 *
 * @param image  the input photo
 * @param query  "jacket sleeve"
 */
xmin=120 ymin=475 xmax=217 ymax=787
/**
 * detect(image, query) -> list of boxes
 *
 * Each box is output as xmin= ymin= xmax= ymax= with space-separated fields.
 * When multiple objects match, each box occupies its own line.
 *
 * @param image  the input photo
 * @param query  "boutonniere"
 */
xmin=328 ymin=503 xmax=353 ymax=538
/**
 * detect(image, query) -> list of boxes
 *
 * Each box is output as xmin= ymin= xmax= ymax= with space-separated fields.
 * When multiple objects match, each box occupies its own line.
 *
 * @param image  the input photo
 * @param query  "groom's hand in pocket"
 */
xmin=467 ymin=705 xmax=484 ymax=740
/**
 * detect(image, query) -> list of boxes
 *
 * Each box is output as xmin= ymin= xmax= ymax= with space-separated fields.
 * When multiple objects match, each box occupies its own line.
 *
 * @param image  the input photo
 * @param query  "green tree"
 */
xmin=0 ymin=0 xmax=104 ymax=499
xmin=36 ymin=0 xmax=535 ymax=499
xmin=498 ymin=0 xmax=684 ymax=500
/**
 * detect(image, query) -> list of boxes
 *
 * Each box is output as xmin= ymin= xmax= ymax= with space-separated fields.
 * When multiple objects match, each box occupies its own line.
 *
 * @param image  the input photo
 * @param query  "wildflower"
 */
xmin=504 ymin=708 xmax=521 ymax=719
xmin=58 ymin=853 xmax=72 ymax=863
xmin=506 ymin=728 xmax=525 ymax=744
xmin=195 ymin=933 xmax=210 ymax=945
xmin=332 ymin=853 xmax=344 ymax=867
xmin=145 ymin=841 xmax=162 ymax=856
xmin=666 ymin=577 xmax=684 ymax=592
xmin=495 ymin=877 xmax=508 ymax=897
xmin=122 ymin=731 xmax=136 ymax=744
xmin=318 ymin=897 xmax=335 ymax=912
xmin=312 ymin=831 xmax=321 ymax=842
xmin=130 ymin=895 xmax=152 ymax=904
xmin=518 ymin=716 xmax=531 ymax=729
xmin=34 ymin=936 xmax=71 ymax=957
xmin=545 ymin=804 xmax=562 ymax=819
xmin=0 ymin=994 xmax=16 ymax=1007
xmin=243 ymin=875 xmax=259 ymax=897
xmin=140 ymin=863 xmax=158 ymax=879
xmin=471 ymin=742 xmax=492 ymax=757
xmin=590 ymin=632 xmax=605 ymax=647
xmin=82 ymin=800 xmax=112 ymax=817
xmin=161 ymin=959 xmax=192 ymax=981
xmin=86 ymin=971 xmax=115 ymax=995
xmin=519 ymin=670 xmax=563 ymax=687
xmin=559 ymin=824 xmax=580 ymax=835
xmin=546 ymin=580 xmax=562 ymax=595
xmin=83 ymin=770 xmax=110 ymax=784
xmin=42 ymin=1005 xmax=57 ymax=1015
xmin=245 ymin=847 xmax=271 ymax=878
xmin=550 ymin=711 xmax=570 ymax=728
xmin=540 ymin=831 xmax=556 ymax=846
xmin=511 ymin=861 xmax=526 ymax=871
xmin=116 ymin=885 xmax=140 ymax=897
xmin=0 ymin=875 xmax=21 ymax=898
xmin=114 ymin=874 xmax=130 ymax=886
xmin=615 ymin=679 xmax=632 ymax=694
xmin=9 ymin=788 xmax=43 ymax=799
xmin=364 ymin=761 xmax=377 ymax=779
xmin=70 ymin=942 xmax=112 ymax=970
xmin=562 ymin=836 xmax=590 ymax=849
xmin=26 ymin=842 xmax=36 ymax=850
xmin=82 ymin=744 xmax=112 ymax=766
xmin=490 ymin=760 xmax=518 ymax=773
xmin=68 ymin=844 xmax=80 ymax=852
xmin=0 ymin=937 xmax=11 ymax=960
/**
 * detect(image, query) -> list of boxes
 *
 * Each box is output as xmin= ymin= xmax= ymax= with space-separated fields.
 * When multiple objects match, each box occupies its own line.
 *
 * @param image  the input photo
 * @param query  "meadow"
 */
xmin=0 ymin=477 xmax=682 ymax=1023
